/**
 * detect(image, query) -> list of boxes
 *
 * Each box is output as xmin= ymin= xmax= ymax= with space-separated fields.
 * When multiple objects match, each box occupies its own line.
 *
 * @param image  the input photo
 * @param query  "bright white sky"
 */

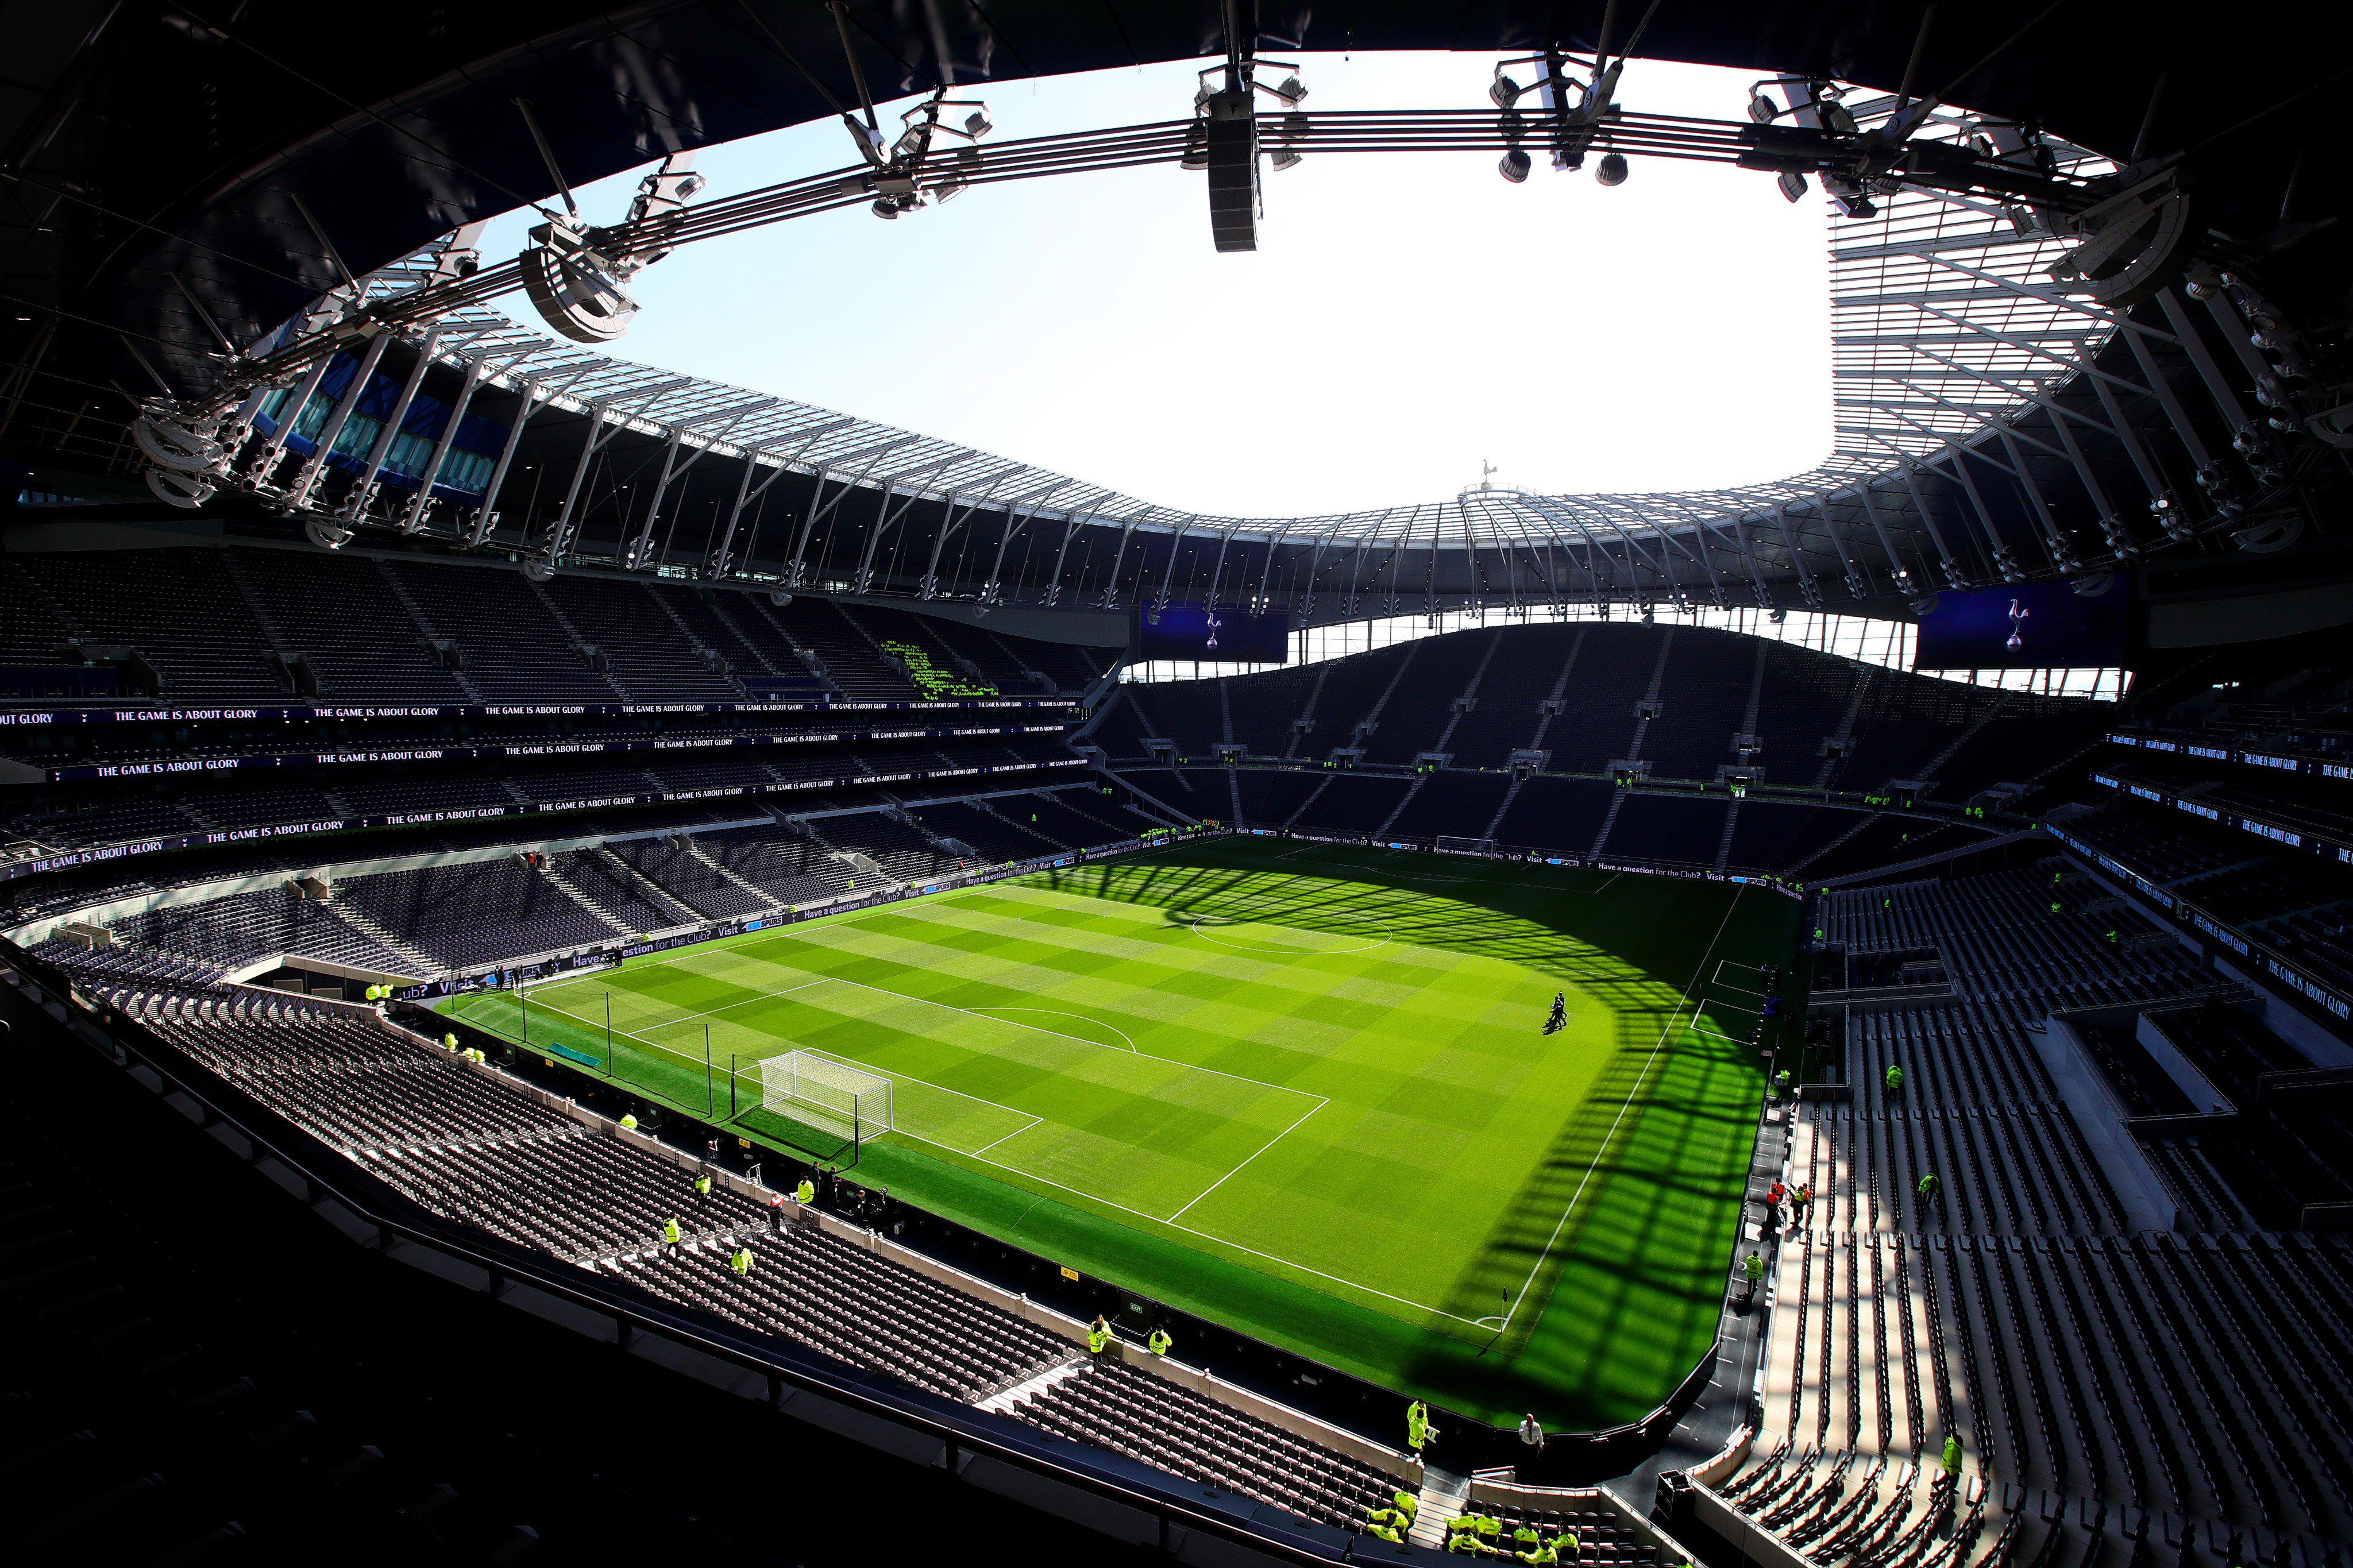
xmin=479 ymin=52 xmax=1831 ymax=519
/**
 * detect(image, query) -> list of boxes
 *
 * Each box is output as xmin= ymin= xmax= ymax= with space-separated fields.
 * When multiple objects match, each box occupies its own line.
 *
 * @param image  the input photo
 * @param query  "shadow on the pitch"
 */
xmin=1404 ymin=1009 xmax=1757 ymax=1425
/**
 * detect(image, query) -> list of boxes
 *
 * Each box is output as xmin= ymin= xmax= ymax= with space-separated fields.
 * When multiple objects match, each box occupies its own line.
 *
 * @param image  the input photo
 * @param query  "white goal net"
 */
xmin=757 ymin=1049 xmax=894 ymax=1144
xmin=1434 ymin=835 xmax=1498 ymax=856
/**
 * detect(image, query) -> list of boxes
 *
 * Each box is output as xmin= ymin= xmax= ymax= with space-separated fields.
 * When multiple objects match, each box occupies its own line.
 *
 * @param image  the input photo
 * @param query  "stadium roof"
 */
xmin=4 ymin=2 xmax=2344 ymax=620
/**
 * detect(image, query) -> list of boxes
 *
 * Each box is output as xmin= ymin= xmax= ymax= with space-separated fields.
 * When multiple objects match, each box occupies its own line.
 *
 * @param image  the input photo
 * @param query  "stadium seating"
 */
xmin=1006 ymin=1360 xmax=1399 ymax=1533
xmin=604 ymin=836 xmax=770 ymax=920
xmin=0 ymin=544 xmax=1105 ymax=716
xmin=233 ymin=547 xmax=476 ymax=701
xmin=1819 ymin=864 xmax=2208 ymax=1015
xmin=102 ymin=887 xmax=418 ymax=975
xmin=905 ymin=798 xmax=1061 ymax=862
xmin=380 ymin=557 xmax=619 ymax=702
xmin=335 ymin=859 xmax=614 ymax=970
xmin=1101 ymin=623 xmax=2103 ymax=813
xmin=9 ymin=550 xmax=282 ymax=700
xmin=1724 ymin=856 xmax=2353 ymax=1567
xmin=814 ymin=813 xmax=963 ymax=882
xmin=92 ymin=984 xmax=1455 ymax=1539
xmin=693 ymin=825 xmax=857 ymax=905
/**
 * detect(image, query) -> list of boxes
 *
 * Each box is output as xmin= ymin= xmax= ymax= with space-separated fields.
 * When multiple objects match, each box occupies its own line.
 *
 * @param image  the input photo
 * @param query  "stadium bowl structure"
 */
xmin=3 ymin=4 xmax=2352 ymax=1565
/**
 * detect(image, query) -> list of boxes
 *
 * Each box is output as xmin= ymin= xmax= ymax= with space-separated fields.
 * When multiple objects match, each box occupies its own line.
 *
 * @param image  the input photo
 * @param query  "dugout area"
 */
xmin=439 ymin=836 xmax=1803 ymax=1434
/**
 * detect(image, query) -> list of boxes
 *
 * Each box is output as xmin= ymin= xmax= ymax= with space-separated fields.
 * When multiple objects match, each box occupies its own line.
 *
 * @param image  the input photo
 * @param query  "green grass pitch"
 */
xmin=440 ymin=835 xmax=1799 ymax=1430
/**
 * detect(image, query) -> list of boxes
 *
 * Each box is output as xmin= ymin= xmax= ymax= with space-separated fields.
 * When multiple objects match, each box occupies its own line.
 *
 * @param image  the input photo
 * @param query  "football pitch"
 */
xmin=440 ymin=835 xmax=1799 ymax=1430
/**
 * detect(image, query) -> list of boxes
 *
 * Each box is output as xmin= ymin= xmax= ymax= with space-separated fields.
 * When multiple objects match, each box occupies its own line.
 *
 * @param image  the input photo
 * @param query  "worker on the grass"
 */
xmin=661 ymin=1215 xmax=681 ymax=1253
xmin=1147 ymin=1326 xmax=1172 ymax=1357
xmin=730 ymin=1244 xmax=753 ymax=1277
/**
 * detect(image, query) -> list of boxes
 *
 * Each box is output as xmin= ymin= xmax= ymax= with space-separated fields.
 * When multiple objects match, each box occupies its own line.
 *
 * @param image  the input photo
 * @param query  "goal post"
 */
xmin=757 ymin=1049 xmax=894 ymax=1145
xmin=1434 ymin=835 xmax=1498 ymax=856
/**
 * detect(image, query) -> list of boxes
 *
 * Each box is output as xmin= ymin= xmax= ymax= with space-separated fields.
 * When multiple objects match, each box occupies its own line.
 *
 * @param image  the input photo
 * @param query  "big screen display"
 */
xmin=1913 ymin=580 xmax=2127 ymax=669
xmin=1136 ymin=604 xmax=1291 ymax=664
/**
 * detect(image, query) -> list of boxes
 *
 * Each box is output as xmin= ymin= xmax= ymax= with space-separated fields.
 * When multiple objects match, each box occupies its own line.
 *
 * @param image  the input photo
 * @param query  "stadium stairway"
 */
xmin=1410 ymin=1467 xmax=1472 ymax=1548
xmin=323 ymin=897 xmax=443 ymax=978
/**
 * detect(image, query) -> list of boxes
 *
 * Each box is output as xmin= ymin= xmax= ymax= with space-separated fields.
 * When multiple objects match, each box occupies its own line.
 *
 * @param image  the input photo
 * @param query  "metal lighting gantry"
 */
xmin=127 ymin=71 xmax=2332 ymax=623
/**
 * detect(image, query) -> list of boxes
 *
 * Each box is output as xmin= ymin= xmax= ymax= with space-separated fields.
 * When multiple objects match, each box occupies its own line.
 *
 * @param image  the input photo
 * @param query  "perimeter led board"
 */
xmin=1914 ymin=580 xmax=2127 ymax=669
xmin=1136 ymin=605 xmax=1291 ymax=664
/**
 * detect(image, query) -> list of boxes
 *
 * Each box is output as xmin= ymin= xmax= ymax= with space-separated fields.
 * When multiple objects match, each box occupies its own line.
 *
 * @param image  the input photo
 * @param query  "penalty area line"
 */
xmin=1164 ymin=1094 xmax=1331 ymax=1224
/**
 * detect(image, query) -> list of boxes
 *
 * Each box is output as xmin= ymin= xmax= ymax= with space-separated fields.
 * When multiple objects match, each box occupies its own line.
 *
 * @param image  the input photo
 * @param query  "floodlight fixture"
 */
xmin=518 ymin=151 xmax=702 ymax=343
xmin=1490 ymin=74 xmax=1523 ymax=110
xmin=1499 ymin=149 xmax=1533 ymax=183
xmin=1270 ymin=112 xmax=1308 ymax=172
xmin=1595 ymin=152 xmax=1629 ymax=186
xmin=769 ymin=588 xmax=793 ymax=607
xmin=147 ymin=469 xmax=217 ymax=509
